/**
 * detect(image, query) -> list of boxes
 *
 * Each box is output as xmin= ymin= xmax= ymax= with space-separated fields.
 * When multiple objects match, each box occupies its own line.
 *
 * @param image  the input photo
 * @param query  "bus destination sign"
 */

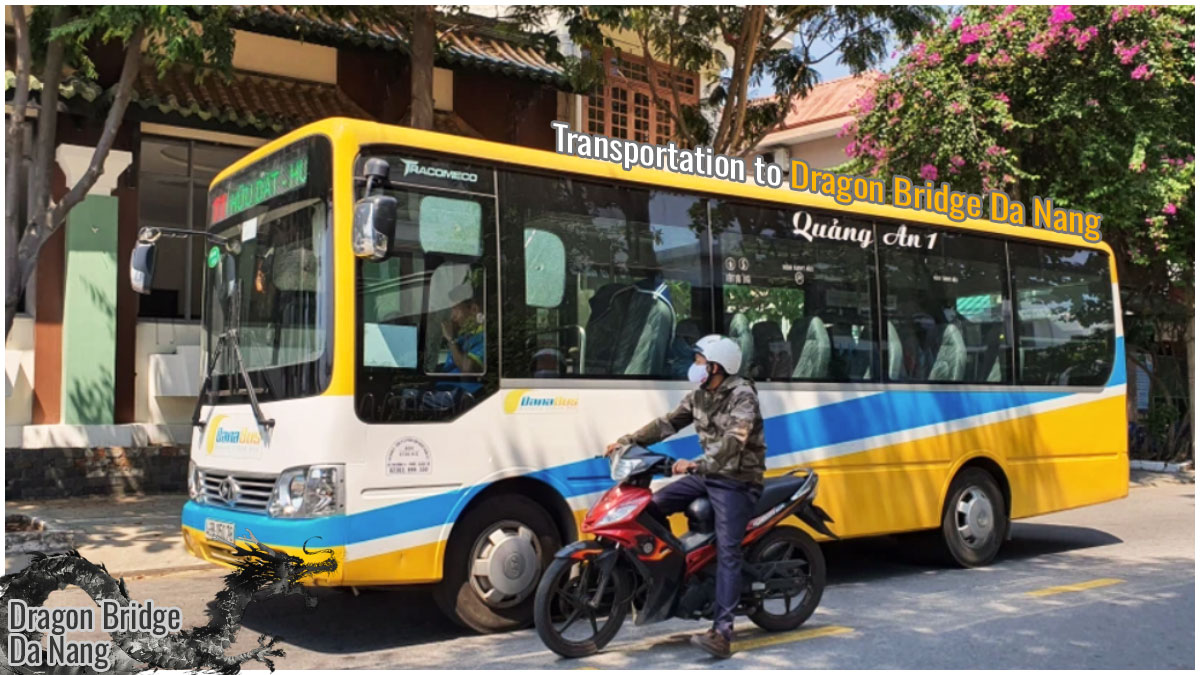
xmin=211 ymin=149 xmax=308 ymax=224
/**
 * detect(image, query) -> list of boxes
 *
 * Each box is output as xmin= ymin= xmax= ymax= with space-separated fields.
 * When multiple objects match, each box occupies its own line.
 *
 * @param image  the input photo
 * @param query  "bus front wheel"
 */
xmin=940 ymin=468 xmax=1008 ymax=567
xmin=435 ymin=494 xmax=561 ymax=633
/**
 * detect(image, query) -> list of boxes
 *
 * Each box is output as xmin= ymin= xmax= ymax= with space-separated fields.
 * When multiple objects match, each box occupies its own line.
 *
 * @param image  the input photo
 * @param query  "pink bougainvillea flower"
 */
xmin=1049 ymin=5 xmax=1075 ymax=26
xmin=960 ymin=29 xmax=980 ymax=44
xmin=1002 ymin=5 xmax=1018 ymax=17
xmin=950 ymin=155 xmax=965 ymax=168
xmin=1131 ymin=63 xmax=1152 ymax=80
xmin=1074 ymin=25 xmax=1098 ymax=49
xmin=964 ymin=53 xmax=980 ymax=65
xmin=949 ymin=15 xmax=963 ymax=30
xmin=888 ymin=92 xmax=905 ymax=111
xmin=918 ymin=164 xmax=938 ymax=181
xmin=1163 ymin=203 xmax=1178 ymax=215
xmin=927 ymin=52 xmax=943 ymax=65
xmin=1085 ymin=98 xmax=1099 ymax=106
xmin=986 ymin=145 xmax=1004 ymax=156
xmin=994 ymin=92 xmax=1010 ymax=104
xmin=1028 ymin=41 xmax=1047 ymax=57
xmin=949 ymin=101 xmax=964 ymax=114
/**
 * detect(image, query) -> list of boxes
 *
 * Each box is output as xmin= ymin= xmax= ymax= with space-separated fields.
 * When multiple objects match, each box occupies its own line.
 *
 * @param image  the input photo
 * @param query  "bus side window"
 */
xmin=1009 ymin=243 xmax=1114 ymax=386
xmin=878 ymin=226 xmax=1011 ymax=384
xmin=499 ymin=171 xmax=709 ymax=379
xmin=713 ymin=203 xmax=877 ymax=383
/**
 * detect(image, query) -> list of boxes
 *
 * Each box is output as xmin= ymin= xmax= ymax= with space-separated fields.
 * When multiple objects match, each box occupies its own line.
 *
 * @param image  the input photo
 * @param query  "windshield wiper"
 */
xmin=192 ymin=278 xmax=275 ymax=431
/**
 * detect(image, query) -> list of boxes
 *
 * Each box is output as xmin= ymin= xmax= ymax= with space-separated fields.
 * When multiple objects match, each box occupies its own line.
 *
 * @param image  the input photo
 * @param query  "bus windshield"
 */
xmin=202 ymin=136 xmax=333 ymax=401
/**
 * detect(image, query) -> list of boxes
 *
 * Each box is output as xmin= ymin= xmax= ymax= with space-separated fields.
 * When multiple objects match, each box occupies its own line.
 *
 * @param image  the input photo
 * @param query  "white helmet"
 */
xmin=693 ymin=334 xmax=742 ymax=376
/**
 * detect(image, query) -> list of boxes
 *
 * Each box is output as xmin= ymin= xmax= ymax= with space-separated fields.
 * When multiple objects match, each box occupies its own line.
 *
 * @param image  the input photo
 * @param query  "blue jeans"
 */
xmin=652 ymin=474 xmax=761 ymax=639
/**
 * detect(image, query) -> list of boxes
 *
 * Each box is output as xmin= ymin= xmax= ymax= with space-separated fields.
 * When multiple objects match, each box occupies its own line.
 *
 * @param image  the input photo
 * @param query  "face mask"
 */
xmin=687 ymin=363 xmax=709 ymax=385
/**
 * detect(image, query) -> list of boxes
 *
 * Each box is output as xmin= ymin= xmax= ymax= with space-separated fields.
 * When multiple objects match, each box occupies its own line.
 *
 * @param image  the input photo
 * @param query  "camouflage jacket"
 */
xmin=618 ymin=375 xmax=766 ymax=485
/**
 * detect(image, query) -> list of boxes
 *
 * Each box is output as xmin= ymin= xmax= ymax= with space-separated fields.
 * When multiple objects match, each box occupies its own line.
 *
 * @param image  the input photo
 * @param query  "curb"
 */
xmin=1130 ymin=459 xmax=1193 ymax=474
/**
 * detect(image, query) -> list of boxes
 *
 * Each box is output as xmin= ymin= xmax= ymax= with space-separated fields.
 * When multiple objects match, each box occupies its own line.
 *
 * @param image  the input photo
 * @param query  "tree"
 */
xmin=516 ymin=5 xmax=941 ymax=156
xmin=842 ymin=5 xmax=1195 ymax=458
xmin=4 ymin=6 xmax=236 ymax=336
xmin=408 ymin=6 xmax=438 ymax=131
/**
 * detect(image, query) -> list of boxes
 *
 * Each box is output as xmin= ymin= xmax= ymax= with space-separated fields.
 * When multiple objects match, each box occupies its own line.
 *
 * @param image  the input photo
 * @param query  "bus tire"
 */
xmin=940 ymin=468 xmax=1008 ymax=567
xmin=434 ymin=494 xmax=561 ymax=633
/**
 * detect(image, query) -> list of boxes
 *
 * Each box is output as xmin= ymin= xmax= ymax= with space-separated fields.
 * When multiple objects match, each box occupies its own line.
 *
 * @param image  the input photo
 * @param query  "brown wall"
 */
xmin=454 ymin=71 xmax=559 ymax=150
xmin=338 ymin=47 xmax=411 ymax=125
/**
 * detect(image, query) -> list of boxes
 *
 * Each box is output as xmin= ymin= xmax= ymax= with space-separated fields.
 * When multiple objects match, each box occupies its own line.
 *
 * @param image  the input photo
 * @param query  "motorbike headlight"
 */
xmin=268 ymin=465 xmax=345 ymax=518
xmin=188 ymin=461 xmax=203 ymax=502
xmin=594 ymin=501 xmax=642 ymax=528
xmin=611 ymin=457 xmax=646 ymax=481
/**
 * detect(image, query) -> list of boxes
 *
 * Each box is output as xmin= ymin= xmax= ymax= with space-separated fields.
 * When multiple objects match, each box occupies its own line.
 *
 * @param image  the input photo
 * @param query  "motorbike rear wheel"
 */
xmin=534 ymin=554 xmax=631 ymax=658
xmin=746 ymin=526 xmax=826 ymax=632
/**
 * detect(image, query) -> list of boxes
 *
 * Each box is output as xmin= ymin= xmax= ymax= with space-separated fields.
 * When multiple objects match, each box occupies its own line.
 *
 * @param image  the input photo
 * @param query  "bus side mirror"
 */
xmin=130 ymin=241 xmax=157 ymax=295
xmin=353 ymin=194 xmax=398 ymax=260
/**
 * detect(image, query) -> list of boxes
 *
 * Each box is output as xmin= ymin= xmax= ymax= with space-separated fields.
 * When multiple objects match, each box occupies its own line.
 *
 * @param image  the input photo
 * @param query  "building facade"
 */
xmin=4 ymin=7 xmax=704 ymax=497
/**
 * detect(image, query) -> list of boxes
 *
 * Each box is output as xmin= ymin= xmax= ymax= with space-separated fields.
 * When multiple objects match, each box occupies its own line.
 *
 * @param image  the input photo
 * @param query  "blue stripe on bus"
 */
xmin=184 ymin=362 xmax=1122 ymax=549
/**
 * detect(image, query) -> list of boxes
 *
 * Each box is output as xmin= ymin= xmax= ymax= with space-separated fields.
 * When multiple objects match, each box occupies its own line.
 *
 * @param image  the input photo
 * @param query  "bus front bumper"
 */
xmin=180 ymin=500 xmax=345 ymax=585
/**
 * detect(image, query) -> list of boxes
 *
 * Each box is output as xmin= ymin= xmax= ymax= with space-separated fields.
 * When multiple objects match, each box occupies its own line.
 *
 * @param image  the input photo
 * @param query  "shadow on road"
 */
xmin=822 ymin=522 xmax=1123 ymax=586
xmin=236 ymin=522 xmax=1125 ymax=655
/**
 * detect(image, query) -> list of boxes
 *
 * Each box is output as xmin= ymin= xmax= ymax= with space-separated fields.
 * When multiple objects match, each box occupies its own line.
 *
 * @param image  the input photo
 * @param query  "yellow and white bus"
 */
xmin=155 ymin=117 xmax=1126 ymax=632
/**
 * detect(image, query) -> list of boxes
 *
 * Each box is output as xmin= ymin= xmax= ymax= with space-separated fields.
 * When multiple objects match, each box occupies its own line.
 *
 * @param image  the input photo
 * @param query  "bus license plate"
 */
xmin=205 ymin=518 xmax=235 ymax=546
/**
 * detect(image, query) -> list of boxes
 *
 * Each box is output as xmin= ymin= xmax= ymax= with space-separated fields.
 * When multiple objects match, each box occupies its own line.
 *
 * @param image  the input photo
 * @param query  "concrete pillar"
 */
xmin=56 ymin=144 xmax=132 ymax=425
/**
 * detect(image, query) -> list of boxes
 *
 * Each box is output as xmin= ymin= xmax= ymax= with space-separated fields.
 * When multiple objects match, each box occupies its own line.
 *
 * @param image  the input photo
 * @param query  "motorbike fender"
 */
xmin=797 ymin=501 xmax=839 ymax=540
xmin=557 ymin=540 xmax=607 ymax=560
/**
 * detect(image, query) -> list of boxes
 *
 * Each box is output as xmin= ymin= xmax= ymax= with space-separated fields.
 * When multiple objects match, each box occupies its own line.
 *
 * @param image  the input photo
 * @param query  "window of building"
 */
xmin=499 ymin=170 xmax=711 ymax=379
xmin=138 ymin=136 xmax=249 ymax=320
xmin=877 ymin=224 xmax=1011 ymax=384
xmin=585 ymin=50 xmax=699 ymax=144
xmin=712 ymin=204 xmax=878 ymax=382
xmin=1009 ymin=242 xmax=1114 ymax=386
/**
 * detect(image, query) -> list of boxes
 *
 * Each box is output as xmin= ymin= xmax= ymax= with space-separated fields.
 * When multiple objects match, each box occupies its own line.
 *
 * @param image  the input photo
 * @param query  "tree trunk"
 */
xmin=5 ymin=6 xmax=32 ymax=338
xmin=14 ymin=27 xmax=145 ymax=305
xmin=409 ymin=6 xmax=436 ymax=131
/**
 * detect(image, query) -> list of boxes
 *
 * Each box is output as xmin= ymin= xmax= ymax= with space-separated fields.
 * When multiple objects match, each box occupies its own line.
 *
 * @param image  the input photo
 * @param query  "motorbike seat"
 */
xmin=752 ymin=473 xmax=810 ymax=516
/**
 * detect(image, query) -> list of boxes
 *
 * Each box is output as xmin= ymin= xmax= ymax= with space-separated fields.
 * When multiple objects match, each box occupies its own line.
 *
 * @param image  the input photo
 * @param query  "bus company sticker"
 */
xmin=207 ymin=246 xmax=221 ymax=268
xmin=387 ymin=437 xmax=431 ymax=476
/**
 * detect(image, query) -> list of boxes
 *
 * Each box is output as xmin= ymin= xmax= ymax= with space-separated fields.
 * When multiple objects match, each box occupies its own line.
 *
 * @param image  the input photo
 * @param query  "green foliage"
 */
xmin=515 ymin=5 xmax=941 ymax=153
xmin=31 ymin=6 xmax=237 ymax=79
xmin=842 ymin=5 xmax=1195 ymax=291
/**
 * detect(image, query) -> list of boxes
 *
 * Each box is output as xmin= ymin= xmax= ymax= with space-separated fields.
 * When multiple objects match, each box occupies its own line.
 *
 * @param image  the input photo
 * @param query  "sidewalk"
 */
xmin=5 ymin=469 xmax=1193 ymax=578
xmin=4 ymin=493 xmax=205 ymax=578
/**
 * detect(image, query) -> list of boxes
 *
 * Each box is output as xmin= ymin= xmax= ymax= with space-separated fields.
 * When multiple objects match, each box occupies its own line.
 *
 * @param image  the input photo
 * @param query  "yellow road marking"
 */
xmin=1026 ymin=578 xmax=1125 ymax=597
xmin=732 ymin=625 xmax=855 ymax=652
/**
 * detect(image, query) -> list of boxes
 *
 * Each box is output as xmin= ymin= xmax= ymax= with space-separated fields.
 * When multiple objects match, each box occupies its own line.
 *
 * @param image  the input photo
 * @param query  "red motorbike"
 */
xmin=534 ymin=445 xmax=837 ymax=658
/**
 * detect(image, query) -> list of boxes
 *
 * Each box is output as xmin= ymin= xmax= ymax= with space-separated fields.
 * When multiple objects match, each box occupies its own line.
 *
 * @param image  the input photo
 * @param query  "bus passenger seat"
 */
xmin=928 ymin=323 xmax=967 ymax=382
xmin=750 ymin=321 xmax=793 ymax=381
xmin=584 ymin=281 xmax=676 ymax=376
xmin=887 ymin=322 xmax=905 ymax=381
xmin=790 ymin=316 xmax=831 ymax=379
xmin=726 ymin=313 xmax=755 ymax=377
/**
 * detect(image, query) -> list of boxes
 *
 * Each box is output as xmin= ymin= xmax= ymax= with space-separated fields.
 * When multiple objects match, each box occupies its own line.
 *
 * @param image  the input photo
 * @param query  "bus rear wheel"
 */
xmin=435 ymin=494 xmax=561 ymax=633
xmin=940 ymin=468 xmax=1008 ymax=567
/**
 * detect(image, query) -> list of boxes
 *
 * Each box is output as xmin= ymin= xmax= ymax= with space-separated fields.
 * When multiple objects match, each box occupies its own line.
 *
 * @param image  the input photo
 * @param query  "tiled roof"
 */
xmin=770 ymin=74 xmax=879 ymax=131
xmin=130 ymin=65 xmax=374 ymax=133
xmin=4 ymin=70 xmax=103 ymax=104
xmin=232 ymin=7 xmax=569 ymax=88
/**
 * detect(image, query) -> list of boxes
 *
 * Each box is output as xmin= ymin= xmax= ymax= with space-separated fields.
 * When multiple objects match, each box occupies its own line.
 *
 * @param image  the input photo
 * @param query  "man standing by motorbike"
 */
xmin=606 ymin=334 xmax=766 ymax=658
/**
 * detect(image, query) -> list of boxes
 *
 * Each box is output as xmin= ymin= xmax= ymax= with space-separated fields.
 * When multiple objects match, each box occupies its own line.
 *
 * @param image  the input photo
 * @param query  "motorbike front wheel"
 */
xmin=534 ymin=554 xmax=632 ymax=658
xmin=746 ymin=526 xmax=826 ymax=632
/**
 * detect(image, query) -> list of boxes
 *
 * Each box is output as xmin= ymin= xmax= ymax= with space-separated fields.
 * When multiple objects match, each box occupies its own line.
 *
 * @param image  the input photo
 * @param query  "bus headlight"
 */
xmin=268 ymin=465 xmax=345 ymax=518
xmin=188 ymin=461 xmax=203 ymax=502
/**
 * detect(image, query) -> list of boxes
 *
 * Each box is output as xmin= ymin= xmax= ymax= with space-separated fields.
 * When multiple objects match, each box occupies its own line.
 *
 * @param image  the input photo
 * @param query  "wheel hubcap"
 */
xmin=469 ymin=520 xmax=541 ymax=608
xmin=955 ymin=486 xmax=994 ymax=548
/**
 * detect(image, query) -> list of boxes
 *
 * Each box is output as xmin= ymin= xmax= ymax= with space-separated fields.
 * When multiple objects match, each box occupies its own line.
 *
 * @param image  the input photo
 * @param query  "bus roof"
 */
xmin=213 ymin=117 xmax=1115 ymax=257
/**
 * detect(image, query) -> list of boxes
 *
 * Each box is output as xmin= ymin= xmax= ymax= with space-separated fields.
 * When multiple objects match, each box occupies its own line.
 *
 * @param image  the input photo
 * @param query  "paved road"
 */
xmin=33 ymin=480 xmax=1194 ymax=669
